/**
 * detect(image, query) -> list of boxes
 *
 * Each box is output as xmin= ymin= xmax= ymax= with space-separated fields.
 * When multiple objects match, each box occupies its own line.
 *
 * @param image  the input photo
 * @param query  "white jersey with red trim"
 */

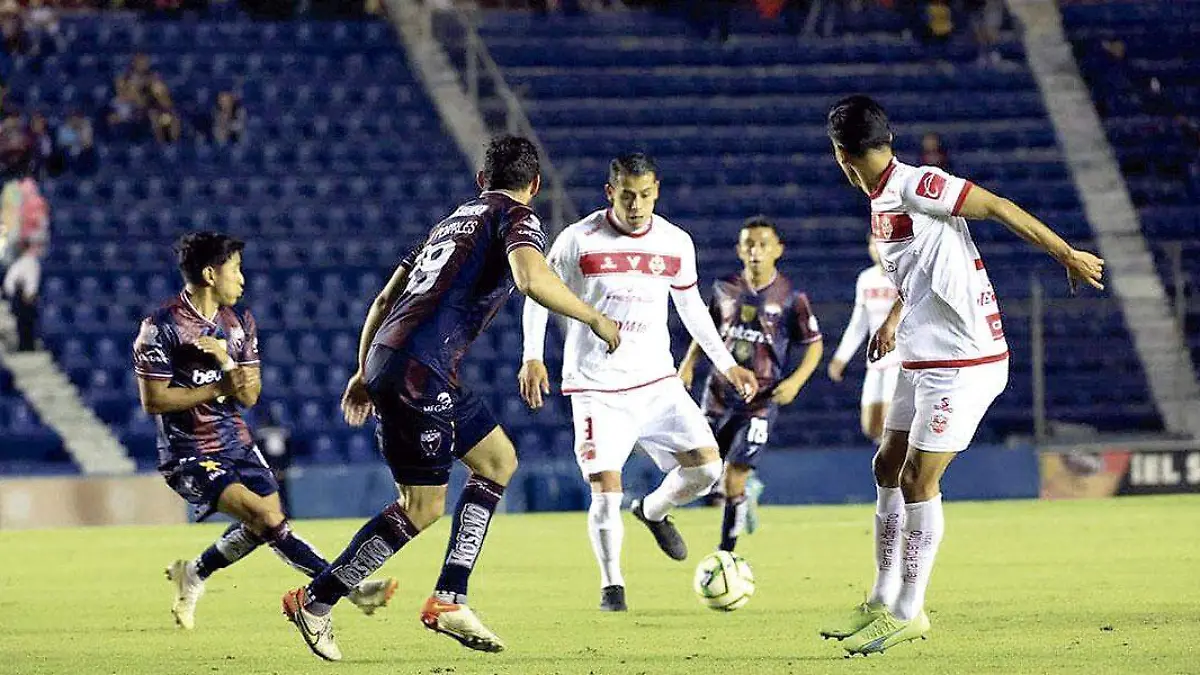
xmin=832 ymin=264 xmax=901 ymax=371
xmin=543 ymin=209 xmax=701 ymax=393
xmin=869 ymin=159 xmax=1008 ymax=368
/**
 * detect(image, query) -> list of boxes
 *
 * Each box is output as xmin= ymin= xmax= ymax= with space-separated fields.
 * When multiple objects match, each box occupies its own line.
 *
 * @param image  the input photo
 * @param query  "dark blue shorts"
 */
xmin=160 ymin=444 xmax=279 ymax=521
xmin=365 ymin=345 xmax=499 ymax=486
xmin=707 ymin=407 xmax=778 ymax=469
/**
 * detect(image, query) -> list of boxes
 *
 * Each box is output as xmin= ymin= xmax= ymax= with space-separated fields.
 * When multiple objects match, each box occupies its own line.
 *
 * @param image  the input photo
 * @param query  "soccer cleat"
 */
xmin=599 ymin=585 xmax=627 ymax=612
xmin=348 ymin=577 xmax=399 ymax=616
xmin=819 ymin=601 xmax=886 ymax=640
xmin=630 ymin=498 xmax=688 ymax=561
xmin=165 ymin=559 xmax=205 ymax=630
xmin=420 ymin=596 xmax=506 ymax=653
xmin=281 ymin=587 xmax=342 ymax=662
xmin=842 ymin=610 xmax=931 ymax=655
xmin=744 ymin=475 xmax=765 ymax=535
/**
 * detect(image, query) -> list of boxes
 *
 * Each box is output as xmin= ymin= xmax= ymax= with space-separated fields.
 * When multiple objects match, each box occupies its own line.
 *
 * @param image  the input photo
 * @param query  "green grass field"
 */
xmin=3 ymin=496 xmax=1198 ymax=675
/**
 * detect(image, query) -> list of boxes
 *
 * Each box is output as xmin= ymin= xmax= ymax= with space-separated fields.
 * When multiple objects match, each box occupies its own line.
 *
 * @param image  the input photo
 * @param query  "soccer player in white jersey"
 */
xmin=519 ymin=153 xmax=759 ymax=612
xmin=818 ymin=96 xmax=1104 ymax=654
xmin=827 ymin=233 xmax=901 ymax=442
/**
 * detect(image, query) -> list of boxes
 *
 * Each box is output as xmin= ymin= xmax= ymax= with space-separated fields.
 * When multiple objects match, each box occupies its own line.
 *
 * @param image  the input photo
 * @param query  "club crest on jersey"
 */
xmin=420 ymin=430 xmax=443 ymax=457
xmin=740 ymin=305 xmax=758 ymax=323
xmin=577 ymin=441 xmax=596 ymax=462
xmin=648 ymin=255 xmax=667 ymax=276
xmin=916 ymin=172 xmax=947 ymax=200
xmin=929 ymin=413 xmax=949 ymax=435
xmin=734 ymin=341 xmax=754 ymax=363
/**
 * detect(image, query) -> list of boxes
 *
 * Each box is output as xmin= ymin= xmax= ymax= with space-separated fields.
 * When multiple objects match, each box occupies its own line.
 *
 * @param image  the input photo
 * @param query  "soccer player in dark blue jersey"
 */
xmin=135 ymin=232 xmax=397 ymax=630
xmin=281 ymin=136 xmax=621 ymax=661
xmin=679 ymin=217 xmax=824 ymax=552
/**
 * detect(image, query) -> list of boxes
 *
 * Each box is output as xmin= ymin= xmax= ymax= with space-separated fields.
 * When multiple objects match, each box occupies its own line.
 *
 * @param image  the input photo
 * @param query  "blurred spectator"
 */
xmin=921 ymin=0 xmax=952 ymax=45
xmin=105 ymin=78 xmax=144 ymax=140
xmin=210 ymin=91 xmax=246 ymax=145
xmin=55 ymin=111 xmax=96 ymax=174
xmin=0 ymin=112 xmax=31 ymax=179
xmin=920 ymin=132 xmax=950 ymax=169
xmin=966 ymin=0 xmax=1003 ymax=65
xmin=24 ymin=0 xmax=63 ymax=58
xmin=28 ymin=113 xmax=53 ymax=178
xmin=148 ymin=79 xmax=181 ymax=144
xmin=3 ymin=239 xmax=40 ymax=351
xmin=118 ymin=52 xmax=158 ymax=101
xmin=0 ymin=0 xmax=28 ymax=55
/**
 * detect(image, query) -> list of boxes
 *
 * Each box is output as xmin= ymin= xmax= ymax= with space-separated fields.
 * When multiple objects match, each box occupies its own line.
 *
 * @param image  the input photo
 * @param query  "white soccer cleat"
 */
xmin=282 ymin=587 xmax=342 ymax=662
xmin=165 ymin=559 xmax=205 ymax=630
xmin=420 ymin=596 xmax=506 ymax=653
xmin=348 ymin=578 xmax=399 ymax=616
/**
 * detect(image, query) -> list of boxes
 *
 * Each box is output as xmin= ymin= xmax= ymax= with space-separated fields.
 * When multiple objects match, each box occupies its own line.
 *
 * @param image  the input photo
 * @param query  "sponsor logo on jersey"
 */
xmin=724 ymin=325 xmax=772 ymax=345
xmin=579 ymin=252 xmax=683 ymax=277
xmin=450 ymin=204 xmax=490 ymax=219
xmin=916 ymin=172 xmax=947 ymax=200
xmin=423 ymin=392 xmax=454 ymax=414
xmin=420 ymin=429 xmax=443 ymax=456
xmin=192 ymin=369 xmax=223 ymax=385
xmin=986 ymin=312 xmax=1005 ymax=341
xmin=870 ymin=213 xmax=914 ymax=242
xmin=934 ymin=397 xmax=953 ymax=413
xmin=763 ymin=303 xmax=782 ymax=316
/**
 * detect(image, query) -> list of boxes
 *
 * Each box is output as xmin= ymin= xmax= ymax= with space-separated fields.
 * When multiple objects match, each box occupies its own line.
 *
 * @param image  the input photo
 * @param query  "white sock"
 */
xmin=588 ymin=492 xmax=624 ymax=588
xmin=894 ymin=494 xmax=945 ymax=621
xmin=867 ymin=486 xmax=907 ymax=608
xmin=641 ymin=462 xmax=722 ymax=522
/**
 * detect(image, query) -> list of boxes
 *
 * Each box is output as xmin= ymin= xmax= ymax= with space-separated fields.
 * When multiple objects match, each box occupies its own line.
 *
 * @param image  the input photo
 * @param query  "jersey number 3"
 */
xmin=405 ymin=240 xmax=457 ymax=295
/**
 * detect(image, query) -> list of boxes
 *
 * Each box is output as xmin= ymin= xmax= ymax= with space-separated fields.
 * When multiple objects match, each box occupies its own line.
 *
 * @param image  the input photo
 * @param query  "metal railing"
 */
xmin=413 ymin=3 xmax=579 ymax=230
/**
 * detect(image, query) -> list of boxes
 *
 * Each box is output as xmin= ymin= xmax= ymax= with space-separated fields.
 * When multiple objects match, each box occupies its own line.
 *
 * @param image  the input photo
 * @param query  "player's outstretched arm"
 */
xmin=508 ymin=247 xmax=620 ymax=353
xmin=671 ymin=285 xmax=756 ymax=401
xmin=957 ymin=185 xmax=1105 ymax=292
xmin=137 ymin=377 xmax=224 ymax=414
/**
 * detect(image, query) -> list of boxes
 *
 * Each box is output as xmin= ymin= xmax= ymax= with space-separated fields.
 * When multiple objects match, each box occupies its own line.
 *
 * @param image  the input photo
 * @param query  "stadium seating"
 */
xmin=468 ymin=7 xmax=1163 ymax=443
xmin=0 ymin=362 xmax=72 ymax=473
xmin=8 ymin=5 xmax=1167 ymax=471
xmin=1061 ymin=0 xmax=1200 ymax=374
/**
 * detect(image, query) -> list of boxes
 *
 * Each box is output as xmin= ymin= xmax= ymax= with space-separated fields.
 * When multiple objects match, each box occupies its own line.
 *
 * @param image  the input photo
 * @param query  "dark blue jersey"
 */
xmin=372 ymin=191 xmax=546 ymax=382
xmin=132 ymin=292 xmax=261 ymax=465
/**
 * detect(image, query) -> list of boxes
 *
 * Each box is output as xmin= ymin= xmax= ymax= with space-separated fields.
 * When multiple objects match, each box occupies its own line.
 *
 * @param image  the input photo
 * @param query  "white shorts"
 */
xmin=568 ymin=377 xmax=718 ymax=477
xmin=883 ymin=359 xmax=1008 ymax=453
xmin=861 ymin=365 xmax=901 ymax=408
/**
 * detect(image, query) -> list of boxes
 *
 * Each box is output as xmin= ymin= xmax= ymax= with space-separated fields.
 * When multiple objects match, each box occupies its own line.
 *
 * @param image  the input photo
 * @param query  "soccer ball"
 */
xmin=693 ymin=551 xmax=755 ymax=611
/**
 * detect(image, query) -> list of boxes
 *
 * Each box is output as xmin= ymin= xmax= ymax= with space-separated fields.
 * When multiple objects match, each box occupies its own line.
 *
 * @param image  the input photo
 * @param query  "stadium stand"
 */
xmin=471 ymin=6 xmax=1163 ymax=445
xmin=2 ymin=3 xmax=1168 ymax=472
xmin=1061 ymin=0 xmax=1200 ymax=374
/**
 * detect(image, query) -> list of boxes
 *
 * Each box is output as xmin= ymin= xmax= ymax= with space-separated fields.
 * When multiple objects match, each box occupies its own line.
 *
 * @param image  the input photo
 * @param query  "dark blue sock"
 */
xmin=264 ymin=520 xmax=330 ymax=578
xmin=307 ymin=502 xmax=419 ymax=609
xmin=435 ymin=475 xmax=505 ymax=604
xmin=719 ymin=496 xmax=746 ymax=552
xmin=194 ymin=523 xmax=263 ymax=580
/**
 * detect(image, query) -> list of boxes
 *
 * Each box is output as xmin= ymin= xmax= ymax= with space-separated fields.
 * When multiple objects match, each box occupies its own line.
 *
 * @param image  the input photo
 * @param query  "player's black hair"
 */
xmin=481 ymin=135 xmax=541 ymax=191
xmin=608 ymin=152 xmax=658 ymax=185
xmin=175 ymin=231 xmax=245 ymax=286
xmin=742 ymin=215 xmax=783 ymax=242
xmin=827 ymin=95 xmax=892 ymax=157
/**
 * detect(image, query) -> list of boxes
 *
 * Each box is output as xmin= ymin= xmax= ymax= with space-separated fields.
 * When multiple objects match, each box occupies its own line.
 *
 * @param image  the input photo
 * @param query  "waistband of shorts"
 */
xmin=901 ymin=351 xmax=1009 ymax=370
xmin=562 ymin=373 xmax=677 ymax=395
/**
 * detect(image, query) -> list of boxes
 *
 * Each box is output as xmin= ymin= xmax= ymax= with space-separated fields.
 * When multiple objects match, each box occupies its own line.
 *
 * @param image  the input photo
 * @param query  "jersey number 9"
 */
xmin=405 ymin=240 xmax=457 ymax=295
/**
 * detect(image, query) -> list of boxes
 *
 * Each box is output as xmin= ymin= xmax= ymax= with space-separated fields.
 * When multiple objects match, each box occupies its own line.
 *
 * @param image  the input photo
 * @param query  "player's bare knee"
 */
xmin=872 ymin=450 xmax=902 ymax=487
xmin=899 ymin=463 xmax=939 ymax=503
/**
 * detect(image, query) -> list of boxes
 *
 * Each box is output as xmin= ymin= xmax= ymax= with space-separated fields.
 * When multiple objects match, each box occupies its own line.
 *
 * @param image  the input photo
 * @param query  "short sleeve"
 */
xmin=791 ymin=293 xmax=822 ymax=344
xmin=899 ymin=166 xmax=974 ymax=218
xmin=132 ymin=317 xmax=176 ymax=380
xmin=398 ymin=242 xmax=423 ymax=271
xmin=671 ymin=232 xmax=699 ymax=291
xmin=502 ymin=207 xmax=547 ymax=256
xmin=236 ymin=310 xmax=260 ymax=366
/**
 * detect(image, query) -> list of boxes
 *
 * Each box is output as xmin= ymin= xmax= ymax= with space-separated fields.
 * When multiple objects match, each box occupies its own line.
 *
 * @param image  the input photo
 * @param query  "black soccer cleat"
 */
xmin=630 ymin=498 xmax=688 ymax=561
xmin=599 ymin=585 xmax=627 ymax=612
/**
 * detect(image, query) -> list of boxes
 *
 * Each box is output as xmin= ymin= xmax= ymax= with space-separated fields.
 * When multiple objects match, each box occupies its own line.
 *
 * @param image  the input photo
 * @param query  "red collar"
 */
xmin=867 ymin=158 xmax=897 ymax=200
xmin=606 ymin=209 xmax=653 ymax=238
